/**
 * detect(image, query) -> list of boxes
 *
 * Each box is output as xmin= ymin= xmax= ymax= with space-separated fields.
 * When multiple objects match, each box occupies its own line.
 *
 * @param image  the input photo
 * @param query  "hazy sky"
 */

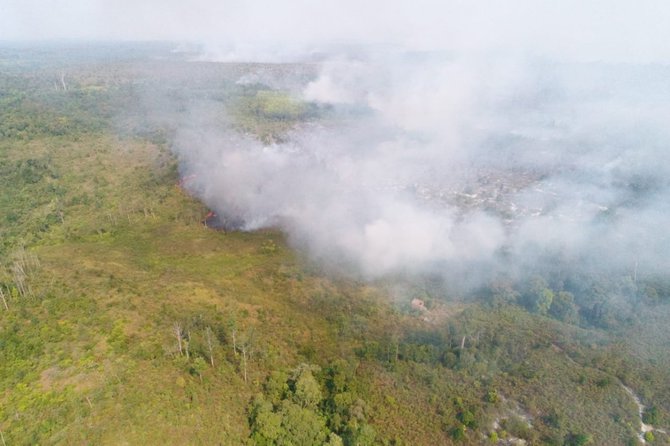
xmin=2 ymin=0 xmax=670 ymax=63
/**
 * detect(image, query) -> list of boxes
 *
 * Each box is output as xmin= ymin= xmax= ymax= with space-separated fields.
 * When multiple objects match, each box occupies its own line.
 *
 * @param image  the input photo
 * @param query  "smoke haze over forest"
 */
xmin=5 ymin=4 xmax=670 ymax=445
xmin=4 ymin=1 xmax=670 ymax=286
xmin=170 ymin=55 xmax=670 ymax=285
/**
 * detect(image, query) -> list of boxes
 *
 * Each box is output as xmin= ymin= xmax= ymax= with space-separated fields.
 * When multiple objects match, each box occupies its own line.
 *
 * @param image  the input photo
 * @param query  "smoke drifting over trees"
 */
xmin=168 ymin=53 xmax=670 ymax=288
xmin=5 ymin=1 xmax=669 ymax=287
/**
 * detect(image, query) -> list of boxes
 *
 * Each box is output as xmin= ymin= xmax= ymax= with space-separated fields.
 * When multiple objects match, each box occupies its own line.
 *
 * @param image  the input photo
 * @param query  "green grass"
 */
xmin=1 ymin=46 xmax=670 ymax=446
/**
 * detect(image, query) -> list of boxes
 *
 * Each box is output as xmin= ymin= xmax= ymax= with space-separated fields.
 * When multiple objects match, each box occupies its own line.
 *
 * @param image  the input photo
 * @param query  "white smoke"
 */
xmin=30 ymin=0 xmax=657 ymax=284
xmin=170 ymin=47 xmax=670 ymax=284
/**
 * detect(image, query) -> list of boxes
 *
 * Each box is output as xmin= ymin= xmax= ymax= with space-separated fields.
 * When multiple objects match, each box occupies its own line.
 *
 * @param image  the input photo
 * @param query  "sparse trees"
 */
xmin=486 ymin=280 xmax=519 ymax=307
xmin=523 ymin=277 xmax=554 ymax=315
xmin=642 ymin=406 xmax=659 ymax=425
xmin=249 ymin=363 xmax=374 ymax=446
xmin=534 ymin=288 xmax=554 ymax=315
xmin=250 ymin=395 xmax=283 ymax=445
xmin=170 ymin=313 xmax=258 ymax=384
xmin=292 ymin=365 xmax=322 ymax=409
xmin=173 ymin=322 xmax=184 ymax=356
xmin=8 ymin=248 xmax=40 ymax=298
xmin=564 ymin=432 xmax=592 ymax=446
xmin=205 ymin=326 xmax=216 ymax=367
xmin=192 ymin=357 xmax=207 ymax=382
xmin=237 ymin=328 xmax=255 ymax=383
xmin=59 ymin=71 xmax=68 ymax=91
xmin=0 ymin=287 xmax=8 ymax=310
xmin=277 ymin=400 xmax=330 ymax=446
xmin=549 ymin=291 xmax=578 ymax=323
xmin=227 ymin=315 xmax=238 ymax=356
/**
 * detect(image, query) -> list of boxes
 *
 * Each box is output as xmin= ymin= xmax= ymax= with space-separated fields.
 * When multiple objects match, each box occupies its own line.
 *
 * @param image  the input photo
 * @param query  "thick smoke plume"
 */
xmin=3 ymin=0 xmax=668 ymax=291
xmin=66 ymin=0 xmax=667 ymax=289
xmin=172 ymin=53 xmax=670 ymax=287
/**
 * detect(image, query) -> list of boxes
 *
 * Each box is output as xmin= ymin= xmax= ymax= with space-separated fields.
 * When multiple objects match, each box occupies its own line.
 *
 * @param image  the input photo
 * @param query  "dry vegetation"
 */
xmin=1 ymin=44 xmax=669 ymax=446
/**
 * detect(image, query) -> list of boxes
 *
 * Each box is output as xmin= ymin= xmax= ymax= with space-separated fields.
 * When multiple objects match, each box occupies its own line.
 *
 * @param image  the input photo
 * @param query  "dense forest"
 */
xmin=0 ymin=43 xmax=669 ymax=445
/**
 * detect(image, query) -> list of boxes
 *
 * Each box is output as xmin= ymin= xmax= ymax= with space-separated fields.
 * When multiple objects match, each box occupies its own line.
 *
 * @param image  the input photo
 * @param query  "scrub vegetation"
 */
xmin=1 ymin=44 xmax=669 ymax=445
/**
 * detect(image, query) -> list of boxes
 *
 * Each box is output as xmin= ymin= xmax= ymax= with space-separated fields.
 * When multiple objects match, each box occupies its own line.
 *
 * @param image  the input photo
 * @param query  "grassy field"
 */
xmin=1 ymin=44 xmax=669 ymax=446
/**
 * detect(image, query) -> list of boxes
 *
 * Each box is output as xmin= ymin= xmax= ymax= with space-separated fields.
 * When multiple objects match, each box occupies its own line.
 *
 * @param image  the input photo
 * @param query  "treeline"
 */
xmin=249 ymin=362 xmax=375 ymax=446
xmin=0 ymin=81 xmax=126 ymax=139
xmin=478 ymin=272 xmax=670 ymax=329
